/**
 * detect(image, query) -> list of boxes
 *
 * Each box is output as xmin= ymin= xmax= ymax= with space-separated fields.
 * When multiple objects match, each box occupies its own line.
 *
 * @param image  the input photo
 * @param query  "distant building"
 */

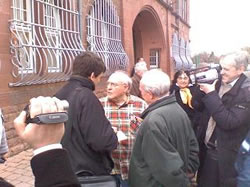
xmin=0 ymin=0 xmax=192 ymax=155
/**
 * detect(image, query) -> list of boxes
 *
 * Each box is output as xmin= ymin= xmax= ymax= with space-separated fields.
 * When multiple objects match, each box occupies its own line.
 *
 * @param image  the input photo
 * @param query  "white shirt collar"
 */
xmin=229 ymin=78 xmax=239 ymax=87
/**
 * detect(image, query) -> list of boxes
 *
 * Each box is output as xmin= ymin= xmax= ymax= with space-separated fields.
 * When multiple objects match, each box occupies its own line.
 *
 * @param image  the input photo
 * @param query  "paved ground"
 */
xmin=0 ymin=149 xmax=34 ymax=187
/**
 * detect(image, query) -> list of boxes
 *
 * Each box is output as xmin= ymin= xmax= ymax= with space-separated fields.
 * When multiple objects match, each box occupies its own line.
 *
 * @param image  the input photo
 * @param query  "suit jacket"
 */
xmin=31 ymin=149 xmax=80 ymax=187
xmin=196 ymin=74 xmax=250 ymax=186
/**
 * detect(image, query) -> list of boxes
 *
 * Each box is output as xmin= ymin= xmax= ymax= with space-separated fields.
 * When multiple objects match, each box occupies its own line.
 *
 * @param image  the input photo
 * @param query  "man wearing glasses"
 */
xmin=100 ymin=71 xmax=147 ymax=187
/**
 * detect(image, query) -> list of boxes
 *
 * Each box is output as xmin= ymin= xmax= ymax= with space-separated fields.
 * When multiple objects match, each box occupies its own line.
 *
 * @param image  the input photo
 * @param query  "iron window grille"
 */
xmin=87 ymin=0 xmax=128 ymax=75
xmin=9 ymin=0 xmax=84 ymax=87
xmin=179 ymin=38 xmax=190 ymax=69
xmin=172 ymin=33 xmax=182 ymax=70
xmin=185 ymin=41 xmax=193 ymax=68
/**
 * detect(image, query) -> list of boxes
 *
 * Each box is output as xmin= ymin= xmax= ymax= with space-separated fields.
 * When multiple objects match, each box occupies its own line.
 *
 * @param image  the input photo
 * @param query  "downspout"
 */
xmin=78 ymin=0 xmax=83 ymax=40
xmin=165 ymin=4 xmax=172 ymax=76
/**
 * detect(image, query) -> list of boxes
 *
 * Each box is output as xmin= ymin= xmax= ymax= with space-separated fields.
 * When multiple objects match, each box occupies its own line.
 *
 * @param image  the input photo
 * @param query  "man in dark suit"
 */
xmin=195 ymin=51 xmax=250 ymax=187
xmin=14 ymin=96 xmax=80 ymax=187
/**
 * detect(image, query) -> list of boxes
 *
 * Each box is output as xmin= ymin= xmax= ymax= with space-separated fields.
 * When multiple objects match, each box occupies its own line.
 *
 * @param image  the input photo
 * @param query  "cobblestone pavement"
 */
xmin=0 ymin=149 xmax=34 ymax=187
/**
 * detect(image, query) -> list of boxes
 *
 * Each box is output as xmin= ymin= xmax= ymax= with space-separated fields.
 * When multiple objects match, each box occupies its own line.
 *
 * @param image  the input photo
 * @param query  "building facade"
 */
xmin=0 ymin=0 xmax=193 ymax=155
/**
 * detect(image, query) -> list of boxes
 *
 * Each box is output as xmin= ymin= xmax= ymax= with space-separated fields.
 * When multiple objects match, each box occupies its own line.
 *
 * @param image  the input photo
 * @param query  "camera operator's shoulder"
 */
xmin=241 ymin=78 xmax=250 ymax=102
xmin=241 ymin=77 xmax=250 ymax=89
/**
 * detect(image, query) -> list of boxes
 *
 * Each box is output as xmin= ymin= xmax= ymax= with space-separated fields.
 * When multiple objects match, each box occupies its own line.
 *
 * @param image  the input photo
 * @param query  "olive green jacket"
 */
xmin=128 ymin=95 xmax=199 ymax=187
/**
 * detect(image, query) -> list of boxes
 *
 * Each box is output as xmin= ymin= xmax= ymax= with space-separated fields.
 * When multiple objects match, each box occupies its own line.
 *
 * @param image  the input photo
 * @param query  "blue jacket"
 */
xmin=235 ymin=130 xmax=250 ymax=187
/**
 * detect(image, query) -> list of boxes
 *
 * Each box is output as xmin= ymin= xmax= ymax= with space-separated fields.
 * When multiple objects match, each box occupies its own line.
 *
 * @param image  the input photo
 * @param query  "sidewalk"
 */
xmin=0 ymin=149 xmax=34 ymax=187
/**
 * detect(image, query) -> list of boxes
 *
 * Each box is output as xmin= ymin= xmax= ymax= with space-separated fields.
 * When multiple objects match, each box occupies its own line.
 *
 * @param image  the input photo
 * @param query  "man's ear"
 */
xmin=88 ymin=72 xmax=96 ymax=82
xmin=89 ymin=72 xmax=96 ymax=82
xmin=149 ymin=92 xmax=154 ymax=100
xmin=238 ymin=64 xmax=245 ymax=73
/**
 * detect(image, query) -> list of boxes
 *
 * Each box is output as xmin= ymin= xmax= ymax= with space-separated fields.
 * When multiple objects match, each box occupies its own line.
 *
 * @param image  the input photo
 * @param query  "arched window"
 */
xmin=185 ymin=41 xmax=194 ymax=69
xmin=87 ymin=0 xmax=128 ymax=74
xmin=9 ymin=0 xmax=84 ymax=86
xmin=179 ymin=38 xmax=190 ymax=69
xmin=172 ymin=33 xmax=182 ymax=70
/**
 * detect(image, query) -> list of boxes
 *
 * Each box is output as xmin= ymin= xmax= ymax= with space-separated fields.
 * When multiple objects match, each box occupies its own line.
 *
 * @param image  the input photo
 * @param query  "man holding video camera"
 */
xmin=195 ymin=51 xmax=250 ymax=187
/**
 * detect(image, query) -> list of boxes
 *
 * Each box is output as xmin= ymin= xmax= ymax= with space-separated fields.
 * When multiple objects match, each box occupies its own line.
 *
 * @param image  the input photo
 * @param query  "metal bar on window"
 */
xmin=9 ymin=0 xmax=84 ymax=87
xmin=87 ymin=0 xmax=128 ymax=75
xmin=172 ymin=33 xmax=183 ymax=70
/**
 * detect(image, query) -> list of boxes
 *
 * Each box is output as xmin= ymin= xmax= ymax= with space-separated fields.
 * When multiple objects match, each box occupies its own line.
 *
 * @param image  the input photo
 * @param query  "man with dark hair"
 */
xmin=72 ymin=52 xmax=106 ymax=78
xmin=55 ymin=51 xmax=118 ymax=177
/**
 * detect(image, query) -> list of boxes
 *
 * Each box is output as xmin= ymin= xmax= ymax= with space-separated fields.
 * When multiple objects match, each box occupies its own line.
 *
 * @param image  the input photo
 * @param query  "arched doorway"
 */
xmin=132 ymin=7 xmax=165 ymax=70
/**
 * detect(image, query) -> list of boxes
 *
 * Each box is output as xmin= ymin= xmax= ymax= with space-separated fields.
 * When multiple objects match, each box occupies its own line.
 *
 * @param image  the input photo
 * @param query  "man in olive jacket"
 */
xmin=128 ymin=69 xmax=199 ymax=187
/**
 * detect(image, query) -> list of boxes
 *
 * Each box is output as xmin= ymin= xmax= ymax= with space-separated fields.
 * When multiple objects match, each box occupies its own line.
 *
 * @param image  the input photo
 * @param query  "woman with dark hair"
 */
xmin=170 ymin=70 xmax=202 ymax=130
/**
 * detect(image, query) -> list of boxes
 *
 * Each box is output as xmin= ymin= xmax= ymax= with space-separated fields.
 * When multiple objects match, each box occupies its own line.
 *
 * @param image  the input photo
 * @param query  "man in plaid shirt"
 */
xmin=100 ymin=71 xmax=147 ymax=187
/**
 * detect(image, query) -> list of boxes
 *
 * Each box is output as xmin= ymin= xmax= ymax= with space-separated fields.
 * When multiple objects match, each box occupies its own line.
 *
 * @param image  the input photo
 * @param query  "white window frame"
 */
xmin=149 ymin=49 xmax=160 ymax=69
xmin=9 ymin=0 xmax=84 ymax=87
xmin=12 ymin=0 xmax=35 ymax=74
xmin=44 ymin=0 xmax=62 ymax=73
xmin=87 ymin=0 xmax=128 ymax=74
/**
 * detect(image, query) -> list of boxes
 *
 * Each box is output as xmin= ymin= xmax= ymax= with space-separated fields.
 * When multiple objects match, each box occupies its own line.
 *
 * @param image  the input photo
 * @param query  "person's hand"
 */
xmin=14 ymin=96 xmax=68 ymax=150
xmin=199 ymin=79 xmax=218 ymax=94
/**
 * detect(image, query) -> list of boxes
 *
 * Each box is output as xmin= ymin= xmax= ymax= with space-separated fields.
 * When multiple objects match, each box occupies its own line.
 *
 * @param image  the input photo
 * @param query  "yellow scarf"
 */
xmin=180 ymin=88 xmax=193 ymax=109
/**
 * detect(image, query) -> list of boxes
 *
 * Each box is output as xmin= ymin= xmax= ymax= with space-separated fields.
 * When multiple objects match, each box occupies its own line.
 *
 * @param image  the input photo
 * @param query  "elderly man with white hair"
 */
xmin=128 ymin=69 xmax=199 ymax=187
xmin=130 ymin=61 xmax=148 ymax=98
xmin=100 ymin=71 xmax=147 ymax=187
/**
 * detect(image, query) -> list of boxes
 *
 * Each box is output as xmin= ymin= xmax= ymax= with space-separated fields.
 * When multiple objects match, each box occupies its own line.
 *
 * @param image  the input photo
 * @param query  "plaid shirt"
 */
xmin=100 ymin=95 xmax=147 ymax=179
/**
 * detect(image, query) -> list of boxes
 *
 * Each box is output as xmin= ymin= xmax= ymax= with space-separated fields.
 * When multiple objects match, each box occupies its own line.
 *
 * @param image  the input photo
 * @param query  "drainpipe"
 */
xmin=78 ymin=0 xmax=83 ymax=40
xmin=165 ymin=3 xmax=172 ymax=76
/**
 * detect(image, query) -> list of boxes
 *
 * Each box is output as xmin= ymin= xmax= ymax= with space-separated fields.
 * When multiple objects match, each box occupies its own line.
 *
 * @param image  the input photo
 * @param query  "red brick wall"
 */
xmin=1 ymin=0 xmax=191 ymax=156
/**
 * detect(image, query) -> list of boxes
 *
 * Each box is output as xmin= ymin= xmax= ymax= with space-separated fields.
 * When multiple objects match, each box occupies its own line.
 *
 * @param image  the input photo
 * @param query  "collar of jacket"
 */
xmin=132 ymin=73 xmax=141 ymax=81
xmin=106 ymin=95 xmax=135 ymax=108
xmin=140 ymin=94 xmax=176 ymax=119
xmin=69 ymin=75 xmax=95 ymax=91
xmin=216 ymin=73 xmax=247 ymax=97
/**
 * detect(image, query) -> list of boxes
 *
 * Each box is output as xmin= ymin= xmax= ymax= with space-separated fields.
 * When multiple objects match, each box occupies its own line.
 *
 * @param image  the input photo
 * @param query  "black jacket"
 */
xmin=55 ymin=76 xmax=118 ymax=175
xmin=170 ymin=84 xmax=202 ymax=131
xmin=195 ymin=74 xmax=250 ymax=186
xmin=31 ymin=149 xmax=80 ymax=187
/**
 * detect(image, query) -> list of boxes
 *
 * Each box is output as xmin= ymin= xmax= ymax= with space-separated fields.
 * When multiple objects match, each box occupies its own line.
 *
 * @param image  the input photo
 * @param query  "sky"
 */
xmin=189 ymin=0 xmax=250 ymax=56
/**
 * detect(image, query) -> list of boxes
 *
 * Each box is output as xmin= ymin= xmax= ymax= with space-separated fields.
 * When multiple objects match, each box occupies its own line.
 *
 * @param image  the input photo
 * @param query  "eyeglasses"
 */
xmin=177 ymin=76 xmax=189 ymax=80
xmin=107 ymin=82 xmax=126 ymax=88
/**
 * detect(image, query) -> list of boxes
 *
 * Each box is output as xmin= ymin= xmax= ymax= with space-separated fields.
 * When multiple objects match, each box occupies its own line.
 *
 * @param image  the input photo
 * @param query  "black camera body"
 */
xmin=189 ymin=65 xmax=221 ymax=84
xmin=24 ymin=104 xmax=69 ymax=125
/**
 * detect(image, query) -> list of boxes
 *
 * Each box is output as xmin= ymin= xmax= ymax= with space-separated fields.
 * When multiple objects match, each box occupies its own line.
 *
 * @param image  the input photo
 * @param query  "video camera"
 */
xmin=189 ymin=65 xmax=221 ymax=84
xmin=24 ymin=101 xmax=69 ymax=125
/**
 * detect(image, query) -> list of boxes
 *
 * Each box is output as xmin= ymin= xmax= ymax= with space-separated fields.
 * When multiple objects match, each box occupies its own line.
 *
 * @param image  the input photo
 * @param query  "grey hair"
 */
xmin=220 ymin=51 xmax=249 ymax=70
xmin=108 ymin=70 xmax=132 ymax=90
xmin=140 ymin=69 xmax=170 ymax=97
xmin=134 ymin=61 xmax=148 ymax=73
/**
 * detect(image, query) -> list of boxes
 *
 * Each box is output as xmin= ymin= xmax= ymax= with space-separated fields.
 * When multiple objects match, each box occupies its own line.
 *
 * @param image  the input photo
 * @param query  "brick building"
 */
xmin=0 ymin=0 xmax=193 ymax=156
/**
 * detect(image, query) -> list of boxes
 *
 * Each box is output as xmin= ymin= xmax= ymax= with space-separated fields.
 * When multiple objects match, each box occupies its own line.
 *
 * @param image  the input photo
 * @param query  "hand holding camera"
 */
xmin=14 ymin=97 xmax=69 ymax=149
xmin=199 ymin=79 xmax=218 ymax=94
